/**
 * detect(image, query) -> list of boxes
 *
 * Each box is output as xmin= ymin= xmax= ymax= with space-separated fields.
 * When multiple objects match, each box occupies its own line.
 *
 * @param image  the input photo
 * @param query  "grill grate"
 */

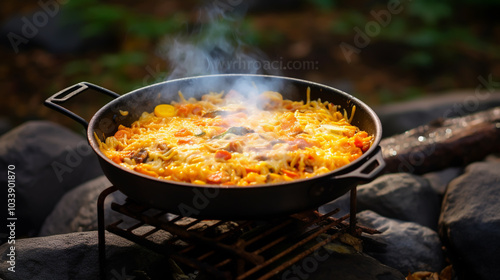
xmin=97 ymin=186 xmax=378 ymax=280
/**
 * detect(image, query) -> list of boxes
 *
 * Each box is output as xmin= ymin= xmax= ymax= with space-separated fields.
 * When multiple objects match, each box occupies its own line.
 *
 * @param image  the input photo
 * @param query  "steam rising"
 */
xmin=159 ymin=3 xmax=281 ymax=80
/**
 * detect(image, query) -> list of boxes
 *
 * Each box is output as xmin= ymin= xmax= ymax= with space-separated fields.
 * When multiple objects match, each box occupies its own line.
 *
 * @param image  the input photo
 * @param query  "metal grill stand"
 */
xmin=97 ymin=186 xmax=375 ymax=280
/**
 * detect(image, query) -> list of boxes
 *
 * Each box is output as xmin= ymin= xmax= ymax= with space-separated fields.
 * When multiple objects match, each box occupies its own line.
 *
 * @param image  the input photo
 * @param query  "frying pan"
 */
xmin=45 ymin=74 xmax=385 ymax=219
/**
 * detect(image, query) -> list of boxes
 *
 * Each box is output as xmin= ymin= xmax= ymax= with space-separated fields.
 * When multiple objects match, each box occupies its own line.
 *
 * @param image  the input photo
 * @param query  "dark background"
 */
xmin=1 ymin=0 xmax=499 ymax=133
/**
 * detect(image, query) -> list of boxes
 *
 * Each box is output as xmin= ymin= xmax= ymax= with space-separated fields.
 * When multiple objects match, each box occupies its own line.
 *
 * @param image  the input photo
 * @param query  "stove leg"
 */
xmin=349 ymin=187 xmax=357 ymax=235
xmin=98 ymin=186 xmax=118 ymax=280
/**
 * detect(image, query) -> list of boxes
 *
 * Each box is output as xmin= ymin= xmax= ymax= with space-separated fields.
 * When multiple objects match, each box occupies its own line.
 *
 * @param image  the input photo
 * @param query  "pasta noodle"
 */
xmin=96 ymin=88 xmax=372 ymax=186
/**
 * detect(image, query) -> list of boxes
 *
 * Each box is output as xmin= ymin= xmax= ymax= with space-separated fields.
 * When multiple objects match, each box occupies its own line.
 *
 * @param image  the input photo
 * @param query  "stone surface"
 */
xmin=0 ymin=121 xmax=104 ymax=237
xmin=39 ymin=175 xmax=129 ymax=236
xmin=485 ymin=153 xmax=500 ymax=162
xmin=318 ymin=192 xmax=351 ymax=218
xmin=305 ymin=251 xmax=406 ymax=280
xmin=439 ymin=161 xmax=500 ymax=280
xmin=0 ymin=229 xmax=405 ymax=280
xmin=356 ymin=173 xmax=441 ymax=230
xmin=0 ymin=231 xmax=171 ymax=280
xmin=358 ymin=210 xmax=446 ymax=275
xmin=423 ymin=167 xmax=463 ymax=195
xmin=0 ymin=117 xmax=11 ymax=136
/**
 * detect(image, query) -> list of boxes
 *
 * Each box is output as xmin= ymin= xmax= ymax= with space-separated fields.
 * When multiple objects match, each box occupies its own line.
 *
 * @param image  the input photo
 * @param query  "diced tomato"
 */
xmin=175 ymin=128 xmax=192 ymax=137
xmin=175 ymin=104 xmax=193 ymax=117
xmin=281 ymin=169 xmax=300 ymax=178
xmin=114 ymin=129 xmax=131 ymax=139
xmin=354 ymin=137 xmax=364 ymax=148
xmin=214 ymin=150 xmax=232 ymax=160
xmin=177 ymin=138 xmax=194 ymax=145
xmin=207 ymin=171 xmax=223 ymax=184
xmin=111 ymin=155 xmax=122 ymax=164
xmin=357 ymin=131 xmax=368 ymax=138
xmin=245 ymin=167 xmax=260 ymax=174
xmin=353 ymin=131 xmax=371 ymax=152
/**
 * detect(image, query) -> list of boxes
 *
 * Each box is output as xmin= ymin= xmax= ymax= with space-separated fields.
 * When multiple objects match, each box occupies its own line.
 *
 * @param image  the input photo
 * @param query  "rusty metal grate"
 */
xmin=97 ymin=186 xmax=378 ymax=280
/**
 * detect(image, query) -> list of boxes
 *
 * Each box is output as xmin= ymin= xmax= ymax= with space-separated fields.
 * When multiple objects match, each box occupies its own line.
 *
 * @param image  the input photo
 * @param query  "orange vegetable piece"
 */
xmin=134 ymin=165 xmax=159 ymax=177
xmin=281 ymin=169 xmax=300 ymax=178
xmin=114 ymin=129 xmax=131 ymax=139
xmin=207 ymin=171 xmax=223 ymax=184
xmin=214 ymin=150 xmax=232 ymax=160
xmin=174 ymin=128 xmax=192 ymax=137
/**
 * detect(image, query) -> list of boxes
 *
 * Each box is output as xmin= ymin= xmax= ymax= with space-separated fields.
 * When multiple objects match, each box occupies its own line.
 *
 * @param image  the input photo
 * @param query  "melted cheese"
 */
xmin=97 ymin=89 xmax=372 ymax=186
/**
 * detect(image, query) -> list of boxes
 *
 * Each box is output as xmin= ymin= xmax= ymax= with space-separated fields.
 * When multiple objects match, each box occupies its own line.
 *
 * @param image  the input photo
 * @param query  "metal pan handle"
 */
xmin=44 ymin=82 xmax=120 ymax=129
xmin=334 ymin=147 xmax=385 ymax=181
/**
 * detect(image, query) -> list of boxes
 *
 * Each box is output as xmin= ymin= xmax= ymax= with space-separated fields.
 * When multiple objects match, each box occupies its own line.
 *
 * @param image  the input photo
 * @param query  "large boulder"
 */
xmin=302 ymin=248 xmax=405 ymax=280
xmin=39 ymin=175 xmax=128 ymax=236
xmin=356 ymin=173 xmax=441 ymax=230
xmin=0 ymin=231 xmax=170 ymax=280
xmin=0 ymin=121 xmax=104 ymax=237
xmin=423 ymin=167 xmax=463 ymax=196
xmin=0 ymin=229 xmax=405 ymax=280
xmin=439 ymin=161 xmax=500 ymax=280
xmin=358 ymin=210 xmax=445 ymax=274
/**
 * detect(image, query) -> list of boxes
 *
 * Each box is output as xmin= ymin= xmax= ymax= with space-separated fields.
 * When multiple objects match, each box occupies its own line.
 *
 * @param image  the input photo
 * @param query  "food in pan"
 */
xmin=96 ymin=88 xmax=372 ymax=186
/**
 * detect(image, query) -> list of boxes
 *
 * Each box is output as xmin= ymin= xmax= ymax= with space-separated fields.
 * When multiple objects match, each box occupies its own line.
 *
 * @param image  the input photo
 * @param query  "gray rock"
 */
xmin=0 ymin=117 xmax=12 ymax=136
xmin=439 ymin=161 xmax=500 ymax=280
xmin=423 ymin=167 xmax=463 ymax=195
xmin=293 ymin=250 xmax=406 ymax=280
xmin=0 ymin=231 xmax=170 ymax=280
xmin=39 ymin=175 xmax=130 ymax=236
xmin=356 ymin=173 xmax=440 ymax=230
xmin=0 ymin=121 xmax=104 ymax=237
xmin=318 ymin=192 xmax=351 ymax=218
xmin=358 ymin=210 xmax=445 ymax=274
xmin=485 ymin=153 xmax=500 ymax=162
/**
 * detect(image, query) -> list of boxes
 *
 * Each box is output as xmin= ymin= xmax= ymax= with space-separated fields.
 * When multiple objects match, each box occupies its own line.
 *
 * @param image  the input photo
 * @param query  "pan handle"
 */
xmin=334 ymin=147 xmax=385 ymax=181
xmin=44 ymin=82 xmax=120 ymax=129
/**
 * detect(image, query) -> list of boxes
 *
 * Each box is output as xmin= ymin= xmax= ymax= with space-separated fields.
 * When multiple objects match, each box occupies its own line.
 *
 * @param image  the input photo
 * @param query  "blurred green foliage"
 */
xmin=324 ymin=0 xmax=500 ymax=102
xmin=62 ymin=0 xmax=186 ymax=39
xmin=330 ymin=0 xmax=500 ymax=69
xmin=57 ymin=0 xmax=499 ymax=103
xmin=58 ymin=0 xmax=185 ymax=92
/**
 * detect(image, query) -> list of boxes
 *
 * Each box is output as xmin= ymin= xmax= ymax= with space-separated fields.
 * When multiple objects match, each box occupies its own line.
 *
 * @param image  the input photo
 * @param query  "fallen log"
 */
xmin=380 ymin=107 xmax=500 ymax=174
